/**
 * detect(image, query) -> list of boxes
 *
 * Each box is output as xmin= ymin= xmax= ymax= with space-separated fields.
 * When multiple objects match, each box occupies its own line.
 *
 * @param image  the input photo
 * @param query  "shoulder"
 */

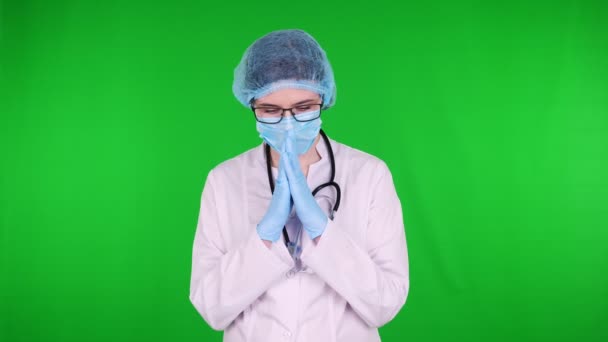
xmin=331 ymin=138 xmax=391 ymax=178
xmin=332 ymin=139 xmax=400 ymax=205
xmin=206 ymin=144 xmax=264 ymax=182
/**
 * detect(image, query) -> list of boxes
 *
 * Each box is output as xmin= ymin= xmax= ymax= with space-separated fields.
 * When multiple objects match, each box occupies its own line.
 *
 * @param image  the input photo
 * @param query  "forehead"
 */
xmin=254 ymin=88 xmax=321 ymax=106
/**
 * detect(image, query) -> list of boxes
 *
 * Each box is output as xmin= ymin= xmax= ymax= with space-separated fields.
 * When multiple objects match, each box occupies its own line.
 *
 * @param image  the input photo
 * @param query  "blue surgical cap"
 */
xmin=232 ymin=29 xmax=336 ymax=109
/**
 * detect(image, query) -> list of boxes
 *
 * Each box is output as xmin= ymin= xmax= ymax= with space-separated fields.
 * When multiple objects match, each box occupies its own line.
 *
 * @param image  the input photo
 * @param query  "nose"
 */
xmin=284 ymin=116 xmax=295 ymax=130
xmin=283 ymin=108 xmax=295 ymax=118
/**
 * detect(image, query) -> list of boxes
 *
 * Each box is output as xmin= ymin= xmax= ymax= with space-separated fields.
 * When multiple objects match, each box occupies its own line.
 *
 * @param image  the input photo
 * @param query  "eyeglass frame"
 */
xmin=249 ymin=96 xmax=325 ymax=124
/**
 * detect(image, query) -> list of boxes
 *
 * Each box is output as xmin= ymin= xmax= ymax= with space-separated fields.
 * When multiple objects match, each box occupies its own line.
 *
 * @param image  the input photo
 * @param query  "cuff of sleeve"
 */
xmin=299 ymin=219 xmax=379 ymax=306
xmin=300 ymin=218 xmax=341 ymax=267
xmin=249 ymin=228 xmax=294 ymax=272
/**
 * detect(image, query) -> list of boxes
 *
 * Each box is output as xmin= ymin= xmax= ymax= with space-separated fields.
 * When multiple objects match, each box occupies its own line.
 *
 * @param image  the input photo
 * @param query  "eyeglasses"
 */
xmin=251 ymin=103 xmax=323 ymax=124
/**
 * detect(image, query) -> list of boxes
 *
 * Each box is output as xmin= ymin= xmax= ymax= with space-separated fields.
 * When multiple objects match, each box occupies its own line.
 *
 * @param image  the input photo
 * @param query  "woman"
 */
xmin=189 ymin=29 xmax=409 ymax=342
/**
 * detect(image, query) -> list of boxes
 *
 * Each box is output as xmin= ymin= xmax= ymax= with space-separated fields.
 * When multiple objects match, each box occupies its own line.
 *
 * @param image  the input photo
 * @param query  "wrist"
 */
xmin=256 ymin=224 xmax=281 ymax=243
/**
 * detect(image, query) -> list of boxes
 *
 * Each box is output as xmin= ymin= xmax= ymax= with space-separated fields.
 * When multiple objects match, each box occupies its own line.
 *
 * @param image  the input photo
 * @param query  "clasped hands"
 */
xmin=257 ymin=131 xmax=328 ymax=244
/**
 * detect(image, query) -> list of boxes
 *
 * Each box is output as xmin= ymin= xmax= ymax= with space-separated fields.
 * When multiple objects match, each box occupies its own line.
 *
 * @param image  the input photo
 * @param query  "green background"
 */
xmin=2 ymin=0 xmax=607 ymax=341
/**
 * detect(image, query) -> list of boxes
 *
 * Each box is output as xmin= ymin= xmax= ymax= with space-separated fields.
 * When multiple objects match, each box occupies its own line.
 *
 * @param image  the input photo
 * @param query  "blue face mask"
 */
xmin=256 ymin=110 xmax=322 ymax=155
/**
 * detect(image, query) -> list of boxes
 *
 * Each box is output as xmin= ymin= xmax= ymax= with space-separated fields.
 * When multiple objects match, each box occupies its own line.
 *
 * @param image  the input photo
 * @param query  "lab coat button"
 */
xmin=283 ymin=330 xmax=292 ymax=338
xmin=286 ymin=270 xmax=295 ymax=278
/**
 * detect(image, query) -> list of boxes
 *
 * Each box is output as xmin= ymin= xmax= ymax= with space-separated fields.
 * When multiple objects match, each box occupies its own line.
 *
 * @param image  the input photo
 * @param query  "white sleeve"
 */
xmin=299 ymin=161 xmax=410 ymax=328
xmin=189 ymin=169 xmax=293 ymax=330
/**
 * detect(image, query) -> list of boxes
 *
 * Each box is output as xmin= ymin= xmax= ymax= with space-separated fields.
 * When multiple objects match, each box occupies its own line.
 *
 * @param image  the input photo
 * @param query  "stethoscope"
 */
xmin=264 ymin=129 xmax=342 ymax=249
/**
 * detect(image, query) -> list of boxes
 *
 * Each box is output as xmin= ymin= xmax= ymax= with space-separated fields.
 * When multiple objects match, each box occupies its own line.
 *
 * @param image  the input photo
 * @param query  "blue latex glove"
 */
xmin=256 ymin=148 xmax=292 ymax=242
xmin=283 ymin=132 xmax=328 ymax=239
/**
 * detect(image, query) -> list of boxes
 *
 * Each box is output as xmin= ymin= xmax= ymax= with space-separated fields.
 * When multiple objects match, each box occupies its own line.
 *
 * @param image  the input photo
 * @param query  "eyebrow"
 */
xmin=256 ymin=98 xmax=319 ymax=107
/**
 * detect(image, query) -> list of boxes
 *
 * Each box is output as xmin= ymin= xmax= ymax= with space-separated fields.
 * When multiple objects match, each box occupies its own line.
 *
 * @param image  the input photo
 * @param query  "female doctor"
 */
xmin=189 ymin=29 xmax=409 ymax=342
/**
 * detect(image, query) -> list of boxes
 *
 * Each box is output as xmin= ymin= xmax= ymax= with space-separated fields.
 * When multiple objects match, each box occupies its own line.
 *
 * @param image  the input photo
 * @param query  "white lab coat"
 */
xmin=189 ymin=136 xmax=409 ymax=341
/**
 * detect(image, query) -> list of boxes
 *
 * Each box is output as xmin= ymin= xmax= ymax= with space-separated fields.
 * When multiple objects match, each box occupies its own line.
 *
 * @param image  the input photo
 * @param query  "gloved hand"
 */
xmin=283 ymin=132 xmax=328 ymax=239
xmin=256 ymin=148 xmax=292 ymax=242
